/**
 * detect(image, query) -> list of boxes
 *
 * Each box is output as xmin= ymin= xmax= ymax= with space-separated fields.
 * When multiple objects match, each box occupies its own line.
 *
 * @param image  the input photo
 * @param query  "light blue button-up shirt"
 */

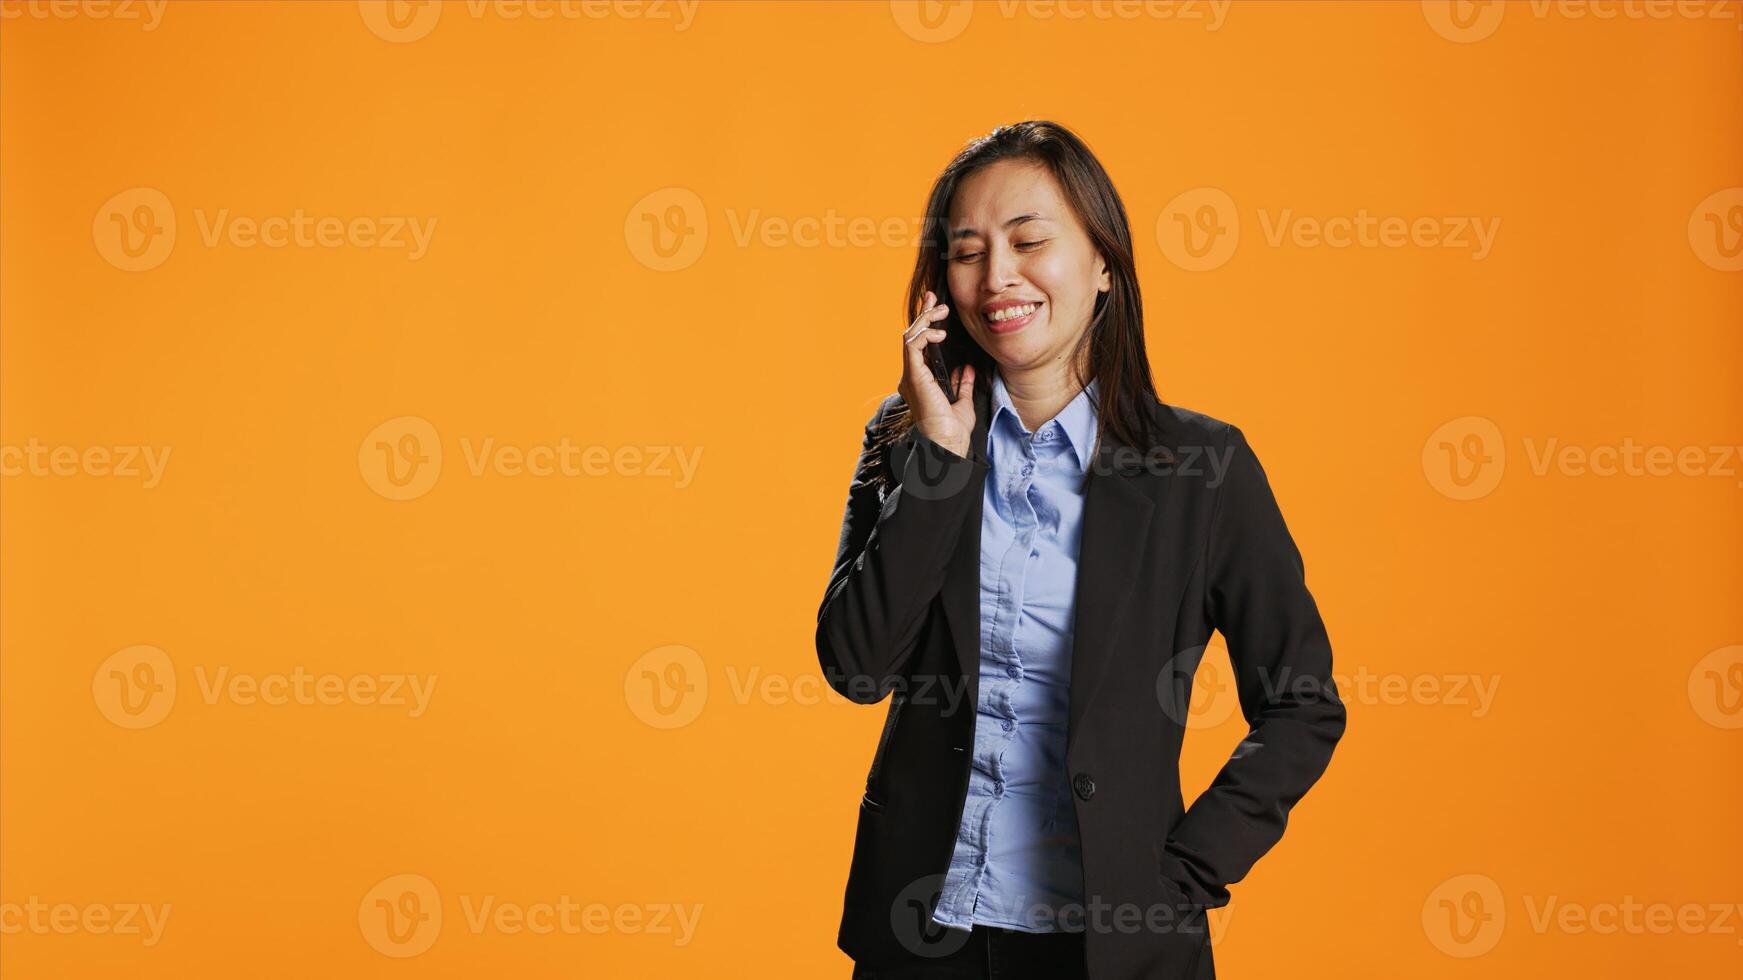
xmin=932 ymin=369 xmax=1100 ymax=934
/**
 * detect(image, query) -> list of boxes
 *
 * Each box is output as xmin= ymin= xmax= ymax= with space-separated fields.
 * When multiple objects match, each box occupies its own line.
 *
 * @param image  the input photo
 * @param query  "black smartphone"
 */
xmin=923 ymin=335 xmax=957 ymax=403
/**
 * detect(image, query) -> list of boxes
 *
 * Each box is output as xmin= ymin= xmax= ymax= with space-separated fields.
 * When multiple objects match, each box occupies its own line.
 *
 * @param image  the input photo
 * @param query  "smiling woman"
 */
xmin=815 ymin=120 xmax=1347 ymax=980
xmin=878 ymin=122 xmax=1165 ymax=472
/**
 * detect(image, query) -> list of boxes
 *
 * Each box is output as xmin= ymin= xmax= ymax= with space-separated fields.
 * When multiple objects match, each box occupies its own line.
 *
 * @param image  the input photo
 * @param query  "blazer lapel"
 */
xmin=926 ymin=380 xmax=1171 ymax=738
xmin=939 ymin=378 xmax=993 ymax=689
xmin=1066 ymin=421 xmax=1162 ymax=738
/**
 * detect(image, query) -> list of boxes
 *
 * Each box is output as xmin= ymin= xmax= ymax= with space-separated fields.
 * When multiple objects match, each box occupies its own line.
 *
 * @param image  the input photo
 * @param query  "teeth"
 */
xmin=988 ymin=303 xmax=1038 ymax=322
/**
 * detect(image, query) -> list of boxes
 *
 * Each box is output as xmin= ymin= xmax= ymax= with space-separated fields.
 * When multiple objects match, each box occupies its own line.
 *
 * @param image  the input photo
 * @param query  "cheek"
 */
xmin=945 ymin=268 xmax=974 ymax=310
xmin=1028 ymin=255 xmax=1087 ymax=304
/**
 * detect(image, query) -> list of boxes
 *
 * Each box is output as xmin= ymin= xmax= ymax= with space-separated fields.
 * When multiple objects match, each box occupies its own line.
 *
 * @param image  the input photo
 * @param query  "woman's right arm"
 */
xmin=813 ymin=396 xmax=987 ymax=705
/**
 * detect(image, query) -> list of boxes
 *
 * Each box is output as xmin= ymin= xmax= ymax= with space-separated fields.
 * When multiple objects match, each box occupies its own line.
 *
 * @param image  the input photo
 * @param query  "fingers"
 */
xmin=905 ymin=326 xmax=946 ymax=349
xmin=899 ymin=291 xmax=953 ymax=411
xmin=903 ymin=302 xmax=949 ymax=345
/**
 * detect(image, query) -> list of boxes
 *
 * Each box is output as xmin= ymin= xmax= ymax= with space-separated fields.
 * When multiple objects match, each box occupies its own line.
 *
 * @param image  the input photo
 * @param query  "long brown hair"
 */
xmin=871 ymin=120 xmax=1164 ymax=490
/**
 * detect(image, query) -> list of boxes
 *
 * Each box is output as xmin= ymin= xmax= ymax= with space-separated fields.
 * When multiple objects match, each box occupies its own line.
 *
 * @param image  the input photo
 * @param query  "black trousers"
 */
xmin=850 ymin=923 xmax=1088 ymax=980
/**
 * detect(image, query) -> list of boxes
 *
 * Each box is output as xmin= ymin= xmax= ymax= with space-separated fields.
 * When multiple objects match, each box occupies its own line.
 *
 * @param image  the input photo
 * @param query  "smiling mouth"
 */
xmin=987 ymin=302 xmax=1042 ymax=323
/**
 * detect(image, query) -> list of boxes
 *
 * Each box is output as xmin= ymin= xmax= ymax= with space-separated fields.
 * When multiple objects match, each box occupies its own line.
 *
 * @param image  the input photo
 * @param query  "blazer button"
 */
xmin=1072 ymin=772 xmax=1096 ymax=801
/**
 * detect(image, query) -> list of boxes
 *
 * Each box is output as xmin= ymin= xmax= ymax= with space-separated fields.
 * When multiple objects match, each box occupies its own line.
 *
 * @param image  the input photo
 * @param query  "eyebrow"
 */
xmin=949 ymin=213 xmax=1049 ymax=241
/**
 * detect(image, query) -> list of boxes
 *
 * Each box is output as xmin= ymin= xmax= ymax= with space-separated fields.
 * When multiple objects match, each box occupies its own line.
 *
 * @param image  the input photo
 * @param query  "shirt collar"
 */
xmin=990 ymin=368 xmax=1101 ymax=471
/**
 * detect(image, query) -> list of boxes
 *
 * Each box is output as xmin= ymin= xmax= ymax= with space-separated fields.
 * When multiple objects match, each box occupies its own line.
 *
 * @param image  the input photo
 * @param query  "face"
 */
xmin=944 ymin=158 xmax=1110 ymax=376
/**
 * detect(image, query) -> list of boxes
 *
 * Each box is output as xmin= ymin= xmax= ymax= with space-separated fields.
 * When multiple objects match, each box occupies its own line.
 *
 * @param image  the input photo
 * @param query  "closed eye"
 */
xmin=948 ymin=240 xmax=1049 ymax=263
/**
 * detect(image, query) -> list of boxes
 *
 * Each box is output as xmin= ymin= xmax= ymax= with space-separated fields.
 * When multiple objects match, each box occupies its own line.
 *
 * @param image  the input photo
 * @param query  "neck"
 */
xmin=998 ymin=360 xmax=1092 ymax=434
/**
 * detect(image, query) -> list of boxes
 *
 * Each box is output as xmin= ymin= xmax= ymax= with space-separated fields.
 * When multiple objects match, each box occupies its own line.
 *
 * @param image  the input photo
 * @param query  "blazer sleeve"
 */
xmin=1159 ymin=424 xmax=1347 ymax=909
xmin=814 ymin=398 xmax=988 ymax=705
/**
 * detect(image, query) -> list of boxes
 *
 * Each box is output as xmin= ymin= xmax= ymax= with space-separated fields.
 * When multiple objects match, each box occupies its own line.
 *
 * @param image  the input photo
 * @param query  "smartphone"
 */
xmin=923 ymin=336 xmax=958 ymax=403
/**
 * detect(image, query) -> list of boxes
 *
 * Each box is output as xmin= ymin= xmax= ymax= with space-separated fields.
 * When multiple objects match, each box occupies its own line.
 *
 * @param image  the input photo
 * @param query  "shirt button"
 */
xmin=993 ymin=780 xmax=1005 ymax=797
xmin=1021 ymin=463 xmax=1034 ymax=476
xmin=1006 ymin=665 xmax=1021 ymax=679
xmin=1001 ymin=718 xmax=1015 ymax=732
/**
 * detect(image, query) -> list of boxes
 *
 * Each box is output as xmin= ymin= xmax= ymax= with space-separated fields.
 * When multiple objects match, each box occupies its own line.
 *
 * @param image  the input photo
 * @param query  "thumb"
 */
xmin=954 ymin=363 xmax=976 ymax=413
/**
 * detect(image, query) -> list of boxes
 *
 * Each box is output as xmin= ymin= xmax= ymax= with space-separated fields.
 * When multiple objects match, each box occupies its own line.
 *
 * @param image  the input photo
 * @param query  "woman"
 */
xmin=815 ymin=121 xmax=1346 ymax=980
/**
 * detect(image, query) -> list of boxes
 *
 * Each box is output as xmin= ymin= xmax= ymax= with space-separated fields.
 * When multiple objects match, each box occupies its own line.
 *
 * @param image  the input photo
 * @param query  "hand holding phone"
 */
xmin=922 ymin=326 xmax=955 ymax=403
xmin=898 ymin=289 xmax=976 ymax=458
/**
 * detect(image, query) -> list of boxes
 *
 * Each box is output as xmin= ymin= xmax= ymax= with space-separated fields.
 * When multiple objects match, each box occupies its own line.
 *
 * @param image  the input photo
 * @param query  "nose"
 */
xmin=981 ymin=241 xmax=1022 ymax=297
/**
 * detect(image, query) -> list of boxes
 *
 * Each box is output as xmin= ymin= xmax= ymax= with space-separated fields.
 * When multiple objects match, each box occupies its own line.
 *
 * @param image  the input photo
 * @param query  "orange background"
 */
xmin=3 ymin=1 xmax=1741 ymax=977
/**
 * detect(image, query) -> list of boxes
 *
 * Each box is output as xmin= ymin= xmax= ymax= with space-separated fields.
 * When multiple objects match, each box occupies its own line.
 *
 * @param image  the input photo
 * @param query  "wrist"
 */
xmin=915 ymin=424 xmax=969 ymax=460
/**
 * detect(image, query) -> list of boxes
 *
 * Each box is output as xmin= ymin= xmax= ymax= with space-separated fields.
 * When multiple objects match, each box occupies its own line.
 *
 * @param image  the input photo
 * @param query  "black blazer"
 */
xmin=815 ymin=378 xmax=1346 ymax=980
